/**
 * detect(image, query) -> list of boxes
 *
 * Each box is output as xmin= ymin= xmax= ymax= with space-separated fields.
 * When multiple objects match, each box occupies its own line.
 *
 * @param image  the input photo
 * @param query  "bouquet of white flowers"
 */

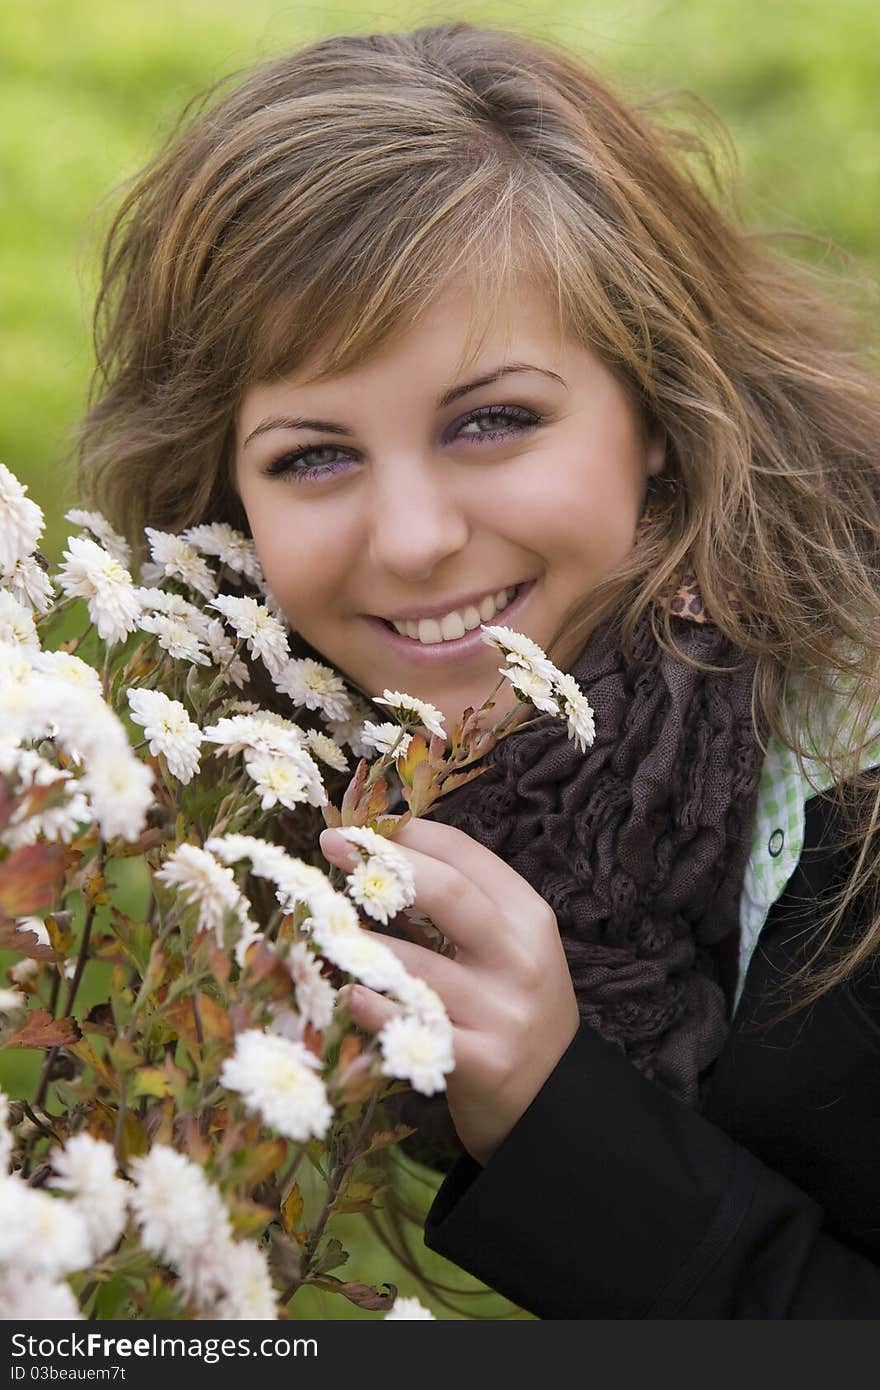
xmin=0 ymin=461 xmax=596 ymax=1320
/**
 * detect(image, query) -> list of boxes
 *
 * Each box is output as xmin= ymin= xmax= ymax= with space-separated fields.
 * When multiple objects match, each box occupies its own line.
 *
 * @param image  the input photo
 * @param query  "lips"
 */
xmin=362 ymin=579 xmax=536 ymax=666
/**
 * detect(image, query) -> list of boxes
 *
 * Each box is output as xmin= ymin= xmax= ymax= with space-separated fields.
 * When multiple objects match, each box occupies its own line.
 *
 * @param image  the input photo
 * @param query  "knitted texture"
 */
xmin=426 ymin=587 xmax=765 ymax=1107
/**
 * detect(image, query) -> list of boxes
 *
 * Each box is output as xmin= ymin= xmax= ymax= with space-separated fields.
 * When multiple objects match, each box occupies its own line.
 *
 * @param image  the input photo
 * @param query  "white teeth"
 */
xmin=439 ymin=611 xmax=466 ymax=640
xmin=390 ymin=585 xmax=520 ymax=644
xmin=417 ymin=617 xmax=443 ymax=644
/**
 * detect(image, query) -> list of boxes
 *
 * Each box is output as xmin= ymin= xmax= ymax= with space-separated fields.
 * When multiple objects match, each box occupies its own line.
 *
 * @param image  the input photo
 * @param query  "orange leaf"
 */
xmin=0 ymin=920 xmax=61 ymax=962
xmin=0 ymin=844 xmax=65 ymax=919
xmin=237 ymin=1139 xmax=287 ymax=1188
xmin=165 ymin=992 xmax=232 ymax=1051
xmin=281 ymin=1181 xmax=305 ymax=1238
xmin=302 ymin=1021 xmax=324 ymax=1060
xmin=5 ymin=1009 xmax=81 ymax=1050
xmin=338 ymin=1033 xmax=361 ymax=1069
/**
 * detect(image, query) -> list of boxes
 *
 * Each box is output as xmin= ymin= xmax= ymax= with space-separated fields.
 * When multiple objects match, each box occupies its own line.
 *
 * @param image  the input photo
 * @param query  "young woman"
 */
xmin=76 ymin=22 xmax=880 ymax=1317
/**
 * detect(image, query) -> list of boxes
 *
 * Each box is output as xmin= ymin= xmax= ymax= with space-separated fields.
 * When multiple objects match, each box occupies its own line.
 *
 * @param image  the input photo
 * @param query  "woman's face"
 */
xmin=234 ymin=282 xmax=664 ymax=729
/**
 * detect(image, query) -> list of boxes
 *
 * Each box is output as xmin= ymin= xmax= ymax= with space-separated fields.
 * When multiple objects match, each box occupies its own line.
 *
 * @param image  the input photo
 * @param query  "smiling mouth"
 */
xmin=377 ymin=584 xmax=524 ymax=644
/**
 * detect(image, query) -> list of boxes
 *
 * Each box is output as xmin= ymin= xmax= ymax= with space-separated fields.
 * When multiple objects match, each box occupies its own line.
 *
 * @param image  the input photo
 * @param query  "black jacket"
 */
xmin=423 ymin=786 xmax=880 ymax=1317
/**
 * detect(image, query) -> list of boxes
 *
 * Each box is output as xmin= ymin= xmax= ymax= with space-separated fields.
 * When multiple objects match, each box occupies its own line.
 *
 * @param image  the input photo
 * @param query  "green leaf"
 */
xmin=310 ymin=1236 xmax=349 ymax=1277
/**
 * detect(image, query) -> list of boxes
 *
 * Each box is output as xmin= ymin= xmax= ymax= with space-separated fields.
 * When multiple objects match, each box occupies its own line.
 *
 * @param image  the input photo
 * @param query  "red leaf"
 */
xmin=310 ymin=1276 xmax=397 ymax=1311
xmin=6 ymin=1009 xmax=81 ymax=1050
xmin=0 ymin=844 xmax=65 ymax=919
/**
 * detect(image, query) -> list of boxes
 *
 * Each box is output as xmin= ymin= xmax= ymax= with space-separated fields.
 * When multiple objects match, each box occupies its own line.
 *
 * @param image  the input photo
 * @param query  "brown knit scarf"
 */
xmin=425 ymin=574 xmax=765 ymax=1113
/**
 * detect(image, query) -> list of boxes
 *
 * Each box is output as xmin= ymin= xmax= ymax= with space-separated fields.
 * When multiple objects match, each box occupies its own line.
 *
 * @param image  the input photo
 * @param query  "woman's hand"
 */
xmin=320 ymin=818 xmax=580 ymax=1166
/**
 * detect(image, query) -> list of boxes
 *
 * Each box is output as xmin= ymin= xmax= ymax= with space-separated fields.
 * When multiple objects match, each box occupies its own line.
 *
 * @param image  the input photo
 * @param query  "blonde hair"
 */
xmin=76 ymin=20 xmax=880 ymax=1022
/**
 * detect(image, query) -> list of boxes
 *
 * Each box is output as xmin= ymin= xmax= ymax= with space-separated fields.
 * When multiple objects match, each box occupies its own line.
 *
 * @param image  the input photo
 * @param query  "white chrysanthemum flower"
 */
xmin=65 ymin=508 xmax=131 ymax=567
xmin=203 ymin=618 xmax=249 ymax=689
xmin=306 ymin=889 xmax=363 ymax=945
xmin=304 ymin=728 xmax=349 ymax=772
xmin=10 ymin=957 xmax=39 ymax=985
xmin=373 ymin=691 xmax=446 ymax=742
xmin=378 ymin=1014 xmax=456 ymax=1096
xmin=142 ymin=528 xmax=218 ymax=600
xmin=205 ymin=834 xmax=332 ymax=917
xmin=138 ymin=612 xmax=211 ymax=666
xmin=181 ymin=523 xmax=263 ymax=584
xmin=129 ymin=1145 xmax=233 ymax=1273
xmin=0 ymin=589 xmax=39 ymax=649
xmin=323 ymin=708 xmax=375 ymax=758
xmin=233 ymin=910 xmax=265 ymax=971
xmin=318 ymin=926 xmax=411 ymax=994
xmin=501 ymin=663 xmax=560 ymax=714
xmin=0 ymin=1176 xmax=91 ymax=1278
xmin=393 ymin=975 xmax=450 ymax=1029
xmin=155 ymin=844 xmax=247 ymax=945
xmin=134 ymin=585 xmax=211 ymax=632
xmin=127 ymin=688 xmax=203 ymax=784
xmin=287 ymin=942 xmax=336 ymax=1030
xmin=553 ymin=671 xmax=596 ymax=754
xmin=221 ymin=1030 xmax=332 ymax=1143
xmin=211 ymin=1239 xmax=278 ymax=1320
xmin=347 ymin=857 xmax=413 ymax=926
xmin=385 ymin=1294 xmax=437 ymax=1320
xmin=244 ymin=748 xmax=327 ymax=811
xmin=0 ymin=462 xmax=44 ymax=572
xmin=203 ymin=711 xmax=305 ymax=760
xmin=360 ymin=721 xmax=414 ymax=759
xmin=274 ymin=657 xmax=352 ymax=722
xmin=3 ymin=786 xmax=91 ymax=850
xmin=479 ymin=624 xmax=559 ymax=681
xmin=29 ymin=649 xmax=103 ymax=696
xmin=209 ymin=594 xmax=289 ymax=677
xmin=0 ymin=553 xmax=54 ymax=613
xmin=331 ymin=825 xmax=417 ymax=899
xmin=267 ymin=1004 xmax=305 ymax=1044
xmin=81 ymin=753 xmax=154 ymax=843
xmin=51 ymin=1134 xmax=129 ymax=1262
xmin=57 ymin=535 xmax=141 ymax=646
xmin=0 ymin=1273 xmax=82 ymax=1320
xmin=0 ymin=660 xmax=152 ymax=841
xmin=0 ymin=988 xmax=27 ymax=1013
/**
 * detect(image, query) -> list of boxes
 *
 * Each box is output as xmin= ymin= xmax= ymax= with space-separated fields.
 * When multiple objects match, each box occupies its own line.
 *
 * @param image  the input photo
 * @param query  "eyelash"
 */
xmin=261 ymin=404 xmax=544 ymax=483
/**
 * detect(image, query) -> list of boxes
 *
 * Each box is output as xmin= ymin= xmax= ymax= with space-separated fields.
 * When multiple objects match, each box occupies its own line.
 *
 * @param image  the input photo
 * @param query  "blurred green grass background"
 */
xmin=1 ymin=0 xmax=877 ymax=1319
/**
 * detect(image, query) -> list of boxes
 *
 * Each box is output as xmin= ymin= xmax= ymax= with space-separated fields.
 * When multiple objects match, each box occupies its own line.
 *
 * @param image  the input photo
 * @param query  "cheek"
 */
xmin=241 ymin=494 xmax=317 ymax=601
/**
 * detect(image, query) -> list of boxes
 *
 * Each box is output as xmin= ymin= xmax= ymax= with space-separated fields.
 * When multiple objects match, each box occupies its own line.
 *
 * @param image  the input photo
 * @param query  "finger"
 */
xmin=321 ymin=826 xmax=499 ymax=961
xmin=394 ymin=816 xmax=550 ymax=923
xmin=364 ymin=932 xmax=485 ymax=1023
xmin=346 ymin=983 xmax=400 ymax=1035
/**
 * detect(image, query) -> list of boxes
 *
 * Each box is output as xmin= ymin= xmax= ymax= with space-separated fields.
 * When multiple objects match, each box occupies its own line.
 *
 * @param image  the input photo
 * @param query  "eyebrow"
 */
xmin=241 ymin=362 xmax=566 ymax=448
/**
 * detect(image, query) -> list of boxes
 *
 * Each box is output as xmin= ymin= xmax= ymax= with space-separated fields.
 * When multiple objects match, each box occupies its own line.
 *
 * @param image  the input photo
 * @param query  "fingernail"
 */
xmin=320 ymin=829 xmax=354 ymax=864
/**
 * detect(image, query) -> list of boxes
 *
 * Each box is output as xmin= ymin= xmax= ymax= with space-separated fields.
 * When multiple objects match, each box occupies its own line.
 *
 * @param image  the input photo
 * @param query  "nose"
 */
xmin=365 ymin=456 xmax=471 ymax=582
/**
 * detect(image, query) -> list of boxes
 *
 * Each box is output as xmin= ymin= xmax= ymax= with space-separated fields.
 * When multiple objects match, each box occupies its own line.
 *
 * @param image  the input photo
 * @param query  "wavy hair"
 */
xmin=74 ymin=19 xmax=880 ymax=1299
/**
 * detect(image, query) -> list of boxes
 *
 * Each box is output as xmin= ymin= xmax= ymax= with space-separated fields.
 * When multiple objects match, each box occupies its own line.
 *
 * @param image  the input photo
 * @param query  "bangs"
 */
xmin=237 ymin=169 xmax=569 ymax=393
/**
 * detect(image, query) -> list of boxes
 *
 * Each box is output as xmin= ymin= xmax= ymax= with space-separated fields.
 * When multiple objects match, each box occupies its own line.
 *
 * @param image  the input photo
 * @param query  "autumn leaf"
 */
xmin=234 ymin=1139 xmax=287 ymax=1189
xmin=281 ymin=1181 xmax=305 ymax=1240
xmin=0 ymin=920 xmax=61 ymax=962
xmin=308 ymin=1275 xmax=397 ymax=1311
xmin=396 ymin=734 xmax=428 ymax=788
xmin=5 ymin=1010 xmax=81 ymax=1050
xmin=0 ymin=843 xmax=65 ymax=919
xmin=165 ymin=992 xmax=232 ymax=1051
xmin=365 ymin=1123 xmax=417 ymax=1154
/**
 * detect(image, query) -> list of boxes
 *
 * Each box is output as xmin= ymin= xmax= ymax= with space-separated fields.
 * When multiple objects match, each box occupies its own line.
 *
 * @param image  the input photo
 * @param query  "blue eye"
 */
xmin=262 ymin=404 xmax=542 ymax=483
